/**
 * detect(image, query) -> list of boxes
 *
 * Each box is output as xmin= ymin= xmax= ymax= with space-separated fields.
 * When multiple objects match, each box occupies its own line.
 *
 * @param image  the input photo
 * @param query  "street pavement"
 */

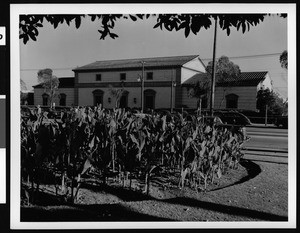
xmin=242 ymin=125 xmax=288 ymax=164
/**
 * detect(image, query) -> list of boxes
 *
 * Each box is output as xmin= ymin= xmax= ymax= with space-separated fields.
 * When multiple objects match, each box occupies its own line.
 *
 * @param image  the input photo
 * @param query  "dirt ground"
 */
xmin=21 ymin=158 xmax=288 ymax=222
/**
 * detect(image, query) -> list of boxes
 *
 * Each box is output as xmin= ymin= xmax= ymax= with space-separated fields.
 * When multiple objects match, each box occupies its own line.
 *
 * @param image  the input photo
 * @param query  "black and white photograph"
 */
xmin=9 ymin=3 xmax=296 ymax=230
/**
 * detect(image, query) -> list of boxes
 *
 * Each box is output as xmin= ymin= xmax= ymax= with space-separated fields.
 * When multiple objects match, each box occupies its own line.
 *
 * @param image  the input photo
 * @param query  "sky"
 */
xmin=19 ymin=12 xmax=288 ymax=99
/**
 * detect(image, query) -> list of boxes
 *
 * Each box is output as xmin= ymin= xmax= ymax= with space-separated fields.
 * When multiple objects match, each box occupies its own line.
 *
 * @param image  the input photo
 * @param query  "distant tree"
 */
xmin=19 ymin=14 xmax=287 ymax=44
xmin=37 ymin=68 xmax=59 ymax=108
xmin=206 ymin=56 xmax=241 ymax=82
xmin=279 ymin=50 xmax=287 ymax=70
xmin=206 ymin=56 xmax=241 ymax=108
xmin=20 ymin=79 xmax=27 ymax=91
xmin=108 ymin=85 xmax=125 ymax=108
xmin=256 ymin=88 xmax=286 ymax=115
xmin=20 ymin=79 xmax=28 ymax=105
xmin=187 ymin=75 xmax=210 ymax=113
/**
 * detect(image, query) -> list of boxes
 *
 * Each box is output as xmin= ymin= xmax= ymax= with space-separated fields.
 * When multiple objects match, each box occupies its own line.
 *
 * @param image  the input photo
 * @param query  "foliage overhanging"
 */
xmin=19 ymin=14 xmax=287 ymax=44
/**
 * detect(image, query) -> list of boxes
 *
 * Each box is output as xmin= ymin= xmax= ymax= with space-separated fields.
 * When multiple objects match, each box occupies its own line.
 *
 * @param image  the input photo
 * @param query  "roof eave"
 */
xmin=73 ymin=64 xmax=183 ymax=72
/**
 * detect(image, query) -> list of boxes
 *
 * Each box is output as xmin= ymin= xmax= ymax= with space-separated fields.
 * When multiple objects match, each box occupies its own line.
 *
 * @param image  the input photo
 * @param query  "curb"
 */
xmin=247 ymin=124 xmax=280 ymax=129
xmin=242 ymin=147 xmax=288 ymax=153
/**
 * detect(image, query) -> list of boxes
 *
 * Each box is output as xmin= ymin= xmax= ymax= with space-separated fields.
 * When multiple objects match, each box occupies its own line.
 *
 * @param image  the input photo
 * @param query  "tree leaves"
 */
xmin=75 ymin=16 xmax=81 ymax=29
xmin=19 ymin=15 xmax=44 ymax=43
xmin=19 ymin=13 xmax=287 ymax=44
xmin=256 ymin=88 xmax=286 ymax=115
xmin=129 ymin=15 xmax=137 ymax=21
xmin=279 ymin=50 xmax=288 ymax=70
xmin=206 ymin=55 xmax=241 ymax=85
xmin=109 ymin=32 xmax=118 ymax=39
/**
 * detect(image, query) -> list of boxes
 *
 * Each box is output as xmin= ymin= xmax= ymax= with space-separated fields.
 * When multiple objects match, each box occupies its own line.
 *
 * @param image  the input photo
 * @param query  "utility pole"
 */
xmin=265 ymin=104 xmax=268 ymax=126
xmin=210 ymin=17 xmax=218 ymax=117
xmin=141 ymin=61 xmax=145 ymax=113
xmin=171 ymin=74 xmax=173 ymax=113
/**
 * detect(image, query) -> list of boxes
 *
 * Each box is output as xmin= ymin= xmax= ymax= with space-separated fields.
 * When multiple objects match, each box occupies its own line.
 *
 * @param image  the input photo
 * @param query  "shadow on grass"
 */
xmin=209 ymin=158 xmax=262 ymax=192
xmin=161 ymin=197 xmax=287 ymax=221
xmin=21 ymin=203 xmax=174 ymax=222
xmin=21 ymin=159 xmax=287 ymax=222
xmin=81 ymin=182 xmax=155 ymax=202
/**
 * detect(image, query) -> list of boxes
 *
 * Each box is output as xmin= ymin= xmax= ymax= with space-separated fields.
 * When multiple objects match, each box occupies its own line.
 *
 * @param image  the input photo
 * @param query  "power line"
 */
xmin=20 ymin=52 xmax=285 ymax=70
xmin=201 ymin=52 xmax=283 ymax=60
xmin=21 ymin=67 xmax=75 ymax=71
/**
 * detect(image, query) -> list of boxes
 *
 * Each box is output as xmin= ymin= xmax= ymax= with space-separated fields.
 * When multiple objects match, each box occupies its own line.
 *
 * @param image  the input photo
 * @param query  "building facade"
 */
xmin=33 ymin=55 xmax=272 ymax=112
xmin=181 ymin=71 xmax=272 ymax=111
xmin=33 ymin=78 xmax=74 ymax=107
xmin=72 ymin=55 xmax=206 ymax=109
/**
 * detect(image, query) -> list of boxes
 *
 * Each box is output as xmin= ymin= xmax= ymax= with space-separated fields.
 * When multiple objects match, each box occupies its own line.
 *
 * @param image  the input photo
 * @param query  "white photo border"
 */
xmin=11 ymin=3 xmax=296 ymax=229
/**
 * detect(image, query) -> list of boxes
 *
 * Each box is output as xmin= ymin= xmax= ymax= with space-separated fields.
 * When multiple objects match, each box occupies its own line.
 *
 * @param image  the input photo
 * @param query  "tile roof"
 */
xmin=73 ymin=55 xmax=199 ymax=71
xmin=33 ymin=77 xmax=74 ymax=88
xmin=182 ymin=71 xmax=269 ymax=87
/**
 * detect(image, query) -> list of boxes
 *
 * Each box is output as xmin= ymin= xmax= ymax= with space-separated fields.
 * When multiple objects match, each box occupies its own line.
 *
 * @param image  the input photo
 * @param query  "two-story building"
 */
xmin=72 ymin=55 xmax=206 ymax=109
xmin=33 ymin=55 xmax=273 ymax=112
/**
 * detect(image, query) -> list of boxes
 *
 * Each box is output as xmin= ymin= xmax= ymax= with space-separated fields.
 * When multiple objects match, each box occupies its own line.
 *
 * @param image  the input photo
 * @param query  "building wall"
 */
xmin=77 ymin=68 xmax=176 ymax=83
xmin=77 ymin=86 xmax=172 ymax=109
xmin=76 ymin=67 xmax=179 ymax=108
xmin=180 ymin=87 xmax=199 ymax=109
xmin=214 ymin=86 xmax=258 ymax=111
xmin=181 ymin=57 xmax=206 ymax=84
xmin=74 ymin=58 xmax=206 ymax=108
xmin=34 ymin=84 xmax=259 ymax=111
xmin=181 ymin=85 xmax=259 ymax=111
xmin=34 ymin=88 xmax=75 ymax=106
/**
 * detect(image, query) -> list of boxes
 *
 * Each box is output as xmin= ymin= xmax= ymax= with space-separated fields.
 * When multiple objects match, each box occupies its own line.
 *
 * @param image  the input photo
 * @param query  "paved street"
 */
xmin=242 ymin=126 xmax=288 ymax=164
xmin=245 ymin=126 xmax=288 ymax=151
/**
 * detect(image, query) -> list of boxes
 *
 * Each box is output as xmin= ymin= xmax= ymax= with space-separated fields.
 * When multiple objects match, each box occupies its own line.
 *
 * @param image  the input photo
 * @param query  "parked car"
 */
xmin=213 ymin=111 xmax=252 ymax=126
xmin=275 ymin=115 xmax=288 ymax=128
xmin=202 ymin=115 xmax=224 ymax=125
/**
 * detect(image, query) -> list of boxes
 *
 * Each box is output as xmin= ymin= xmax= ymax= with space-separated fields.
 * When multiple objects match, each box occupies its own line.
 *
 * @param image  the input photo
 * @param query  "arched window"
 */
xmin=42 ymin=93 xmax=49 ymax=106
xmin=59 ymin=93 xmax=66 ymax=106
xmin=144 ymin=89 xmax=156 ymax=109
xmin=92 ymin=89 xmax=104 ymax=106
xmin=226 ymin=93 xmax=239 ymax=109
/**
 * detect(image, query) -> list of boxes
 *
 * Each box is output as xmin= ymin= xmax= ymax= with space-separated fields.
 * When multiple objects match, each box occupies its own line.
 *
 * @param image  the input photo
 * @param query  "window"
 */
xmin=146 ymin=72 xmax=153 ymax=80
xmin=120 ymin=73 xmax=126 ymax=81
xmin=59 ymin=93 xmax=66 ymax=106
xmin=226 ymin=94 xmax=239 ymax=109
xmin=96 ymin=74 xmax=102 ymax=81
xmin=42 ymin=93 xmax=48 ymax=106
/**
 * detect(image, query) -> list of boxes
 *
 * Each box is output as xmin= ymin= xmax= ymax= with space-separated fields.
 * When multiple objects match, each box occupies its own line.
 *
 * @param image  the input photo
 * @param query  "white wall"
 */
xmin=257 ymin=73 xmax=273 ymax=91
xmin=181 ymin=57 xmax=206 ymax=84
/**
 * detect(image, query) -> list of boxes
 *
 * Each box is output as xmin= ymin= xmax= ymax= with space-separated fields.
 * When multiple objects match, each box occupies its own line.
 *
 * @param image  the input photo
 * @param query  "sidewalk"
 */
xmin=247 ymin=123 xmax=279 ymax=129
xmin=242 ymin=146 xmax=288 ymax=153
xmin=241 ymin=146 xmax=288 ymax=164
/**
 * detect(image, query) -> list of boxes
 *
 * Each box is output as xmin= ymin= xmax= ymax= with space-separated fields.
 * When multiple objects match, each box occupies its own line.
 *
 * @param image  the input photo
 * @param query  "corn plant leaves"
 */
xmin=21 ymin=106 xmax=246 ymax=197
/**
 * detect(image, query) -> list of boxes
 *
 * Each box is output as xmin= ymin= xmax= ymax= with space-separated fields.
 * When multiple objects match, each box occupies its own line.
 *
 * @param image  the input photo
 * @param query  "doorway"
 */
xmin=93 ymin=89 xmax=104 ymax=106
xmin=144 ymin=89 xmax=156 ymax=109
